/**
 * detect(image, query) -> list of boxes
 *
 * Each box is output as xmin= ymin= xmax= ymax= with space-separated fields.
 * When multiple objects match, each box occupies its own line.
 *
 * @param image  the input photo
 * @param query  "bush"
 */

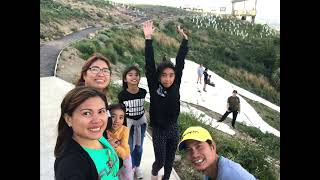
xmin=97 ymin=34 xmax=110 ymax=44
xmin=96 ymin=12 xmax=104 ymax=18
xmin=100 ymin=47 xmax=118 ymax=64
xmin=107 ymin=82 xmax=122 ymax=103
xmin=74 ymin=40 xmax=96 ymax=56
xmin=271 ymin=68 xmax=280 ymax=91
xmin=113 ymin=43 xmax=124 ymax=56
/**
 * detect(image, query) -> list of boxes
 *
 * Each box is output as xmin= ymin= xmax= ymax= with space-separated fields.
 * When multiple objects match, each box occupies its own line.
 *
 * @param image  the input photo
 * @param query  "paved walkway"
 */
xmin=40 ymin=76 xmax=180 ymax=180
xmin=40 ymin=27 xmax=102 ymax=77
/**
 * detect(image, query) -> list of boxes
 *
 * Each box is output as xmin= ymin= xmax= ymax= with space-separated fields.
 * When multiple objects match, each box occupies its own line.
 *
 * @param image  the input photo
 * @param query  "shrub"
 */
xmin=100 ymin=47 xmax=118 ymax=64
xmin=271 ymin=68 xmax=280 ymax=91
xmin=113 ymin=43 xmax=124 ymax=56
xmin=74 ymin=40 xmax=96 ymax=56
xmin=96 ymin=12 xmax=104 ymax=18
xmin=97 ymin=34 xmax=110 ymax=44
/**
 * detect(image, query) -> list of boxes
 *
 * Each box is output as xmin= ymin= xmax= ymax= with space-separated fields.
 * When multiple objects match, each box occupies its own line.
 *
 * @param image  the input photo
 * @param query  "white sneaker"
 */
xmin=135 ymin=166 xmax=144 ymax=179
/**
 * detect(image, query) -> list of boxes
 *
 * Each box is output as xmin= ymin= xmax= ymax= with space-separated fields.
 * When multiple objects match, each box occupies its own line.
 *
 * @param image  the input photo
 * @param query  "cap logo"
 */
xmin=182 ymin=130 xmax=199 ymax=138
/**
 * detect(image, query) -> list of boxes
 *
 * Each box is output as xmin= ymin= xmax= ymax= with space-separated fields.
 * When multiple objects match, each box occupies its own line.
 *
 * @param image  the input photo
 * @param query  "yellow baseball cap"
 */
xmin=178 ymin=126 xmax=213 ymax=151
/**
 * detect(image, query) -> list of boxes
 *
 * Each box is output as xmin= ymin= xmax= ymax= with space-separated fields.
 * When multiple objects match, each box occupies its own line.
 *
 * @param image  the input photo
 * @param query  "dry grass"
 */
xmin=228 ymin=67 xmax=276 ymax=92
xmin=154 ymin=32 xmax=179 ymax=48
xmin=129 ymin=36 xmax=145 ymax=50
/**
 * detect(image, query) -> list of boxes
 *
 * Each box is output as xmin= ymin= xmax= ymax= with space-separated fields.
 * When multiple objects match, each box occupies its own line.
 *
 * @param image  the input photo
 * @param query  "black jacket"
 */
xmin=54 ymin=138 xmax=98 ymax=180
xmin=145 ymin=39 xmax=188 ymax=129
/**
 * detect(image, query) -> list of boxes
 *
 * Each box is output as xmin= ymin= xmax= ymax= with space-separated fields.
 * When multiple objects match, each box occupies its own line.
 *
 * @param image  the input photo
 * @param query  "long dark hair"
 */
xmin=54 ymin=86 xmax=108 ymax=158
xmin=122 ymin=66 xmax=141 ymax=90
xmin=107 ymin=103 xmax=127 ymax=126
xmin=76 ymin=53 xmax=112 ymax=91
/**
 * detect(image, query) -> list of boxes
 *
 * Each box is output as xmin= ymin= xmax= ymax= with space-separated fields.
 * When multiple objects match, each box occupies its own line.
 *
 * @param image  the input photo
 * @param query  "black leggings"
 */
xmin=151 ymin=124 xmax=179 ymax=180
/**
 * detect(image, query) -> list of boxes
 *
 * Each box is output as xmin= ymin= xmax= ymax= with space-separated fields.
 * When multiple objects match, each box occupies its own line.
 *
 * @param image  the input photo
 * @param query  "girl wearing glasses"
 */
xmin=54 ymin=86 xmax=119 ymax=180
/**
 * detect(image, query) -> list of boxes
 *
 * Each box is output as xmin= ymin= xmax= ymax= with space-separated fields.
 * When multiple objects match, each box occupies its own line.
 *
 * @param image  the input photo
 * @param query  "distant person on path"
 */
xmin=143 ymin=20 xmax=189 ymax=180
xmin=197 ymin=64 xmax=204 ymax=84
xmin=218 ymin=90 xmax=240 ymax=128
xmin=118 ymin=66 xmax=147 ymax=179
xmin=178 ymin=126 xmax=256 ymax=180
xmin=203 ymin=68 xmax=209 ymax=92
xmin=107 ymin=103 xmax=133 ymax=180
xmin=54 ymin=86 xmax=119 ymax=180
xmin=207 ymin=75 xmax=215 ymax=87
xmin=76 ymin=53 xmax=112 ymax=96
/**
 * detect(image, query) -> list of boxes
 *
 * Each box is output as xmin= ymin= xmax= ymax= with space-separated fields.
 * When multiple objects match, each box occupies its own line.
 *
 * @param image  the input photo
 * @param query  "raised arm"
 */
xmin=144 ymin=20 xmax=158 ymax=92
xmin=175 ymin=25 xmax=189 ymax=86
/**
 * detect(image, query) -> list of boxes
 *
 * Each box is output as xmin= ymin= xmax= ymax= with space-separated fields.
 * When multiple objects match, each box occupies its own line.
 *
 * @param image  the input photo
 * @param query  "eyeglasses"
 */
xmin=88 ymin=66 xmax=111 ymax=75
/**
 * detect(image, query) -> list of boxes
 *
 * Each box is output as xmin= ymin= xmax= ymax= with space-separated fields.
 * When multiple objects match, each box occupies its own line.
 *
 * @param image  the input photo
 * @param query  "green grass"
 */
xmin=242 ymin=96 xmax=280 ymax=131
xmin=40 ymin=0 xmax=92 ymax=24
xmin=237 ymin=123 xmax=280 ymax=160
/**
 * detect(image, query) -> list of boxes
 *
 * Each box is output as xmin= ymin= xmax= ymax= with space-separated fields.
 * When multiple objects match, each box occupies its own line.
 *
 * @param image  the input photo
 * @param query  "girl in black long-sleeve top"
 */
xmin=143 ymin=20 xmax=188 ymax=180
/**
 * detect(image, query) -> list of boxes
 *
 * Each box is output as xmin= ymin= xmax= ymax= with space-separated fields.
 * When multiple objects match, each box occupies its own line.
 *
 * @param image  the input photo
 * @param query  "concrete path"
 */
xmin=40 ymin=27 xmax=102 ymax=77
xmin=40 ymin=76 xmax=180 ymax=180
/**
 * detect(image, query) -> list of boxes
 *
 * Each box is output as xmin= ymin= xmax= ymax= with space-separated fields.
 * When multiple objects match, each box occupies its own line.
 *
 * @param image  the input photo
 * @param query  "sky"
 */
xmin=111 ymin=0 xmax=280 ymax=27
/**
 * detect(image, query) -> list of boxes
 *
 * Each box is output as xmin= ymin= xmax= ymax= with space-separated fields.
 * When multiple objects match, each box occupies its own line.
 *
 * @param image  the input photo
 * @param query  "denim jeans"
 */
xmin=128 ymin=123 xmax=147 ymax=167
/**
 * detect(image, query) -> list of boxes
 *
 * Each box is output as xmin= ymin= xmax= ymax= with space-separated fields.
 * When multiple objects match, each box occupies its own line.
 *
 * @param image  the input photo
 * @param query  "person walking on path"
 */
xmin=217 ymin=90 xmax=240 ymax=128
xmin=143 ymin=20 xmax=189 ymax=180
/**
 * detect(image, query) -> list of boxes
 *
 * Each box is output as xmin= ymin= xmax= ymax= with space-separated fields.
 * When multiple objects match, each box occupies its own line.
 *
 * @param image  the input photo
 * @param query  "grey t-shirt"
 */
xmin=204 ymin=156 xmax=256 ymax=180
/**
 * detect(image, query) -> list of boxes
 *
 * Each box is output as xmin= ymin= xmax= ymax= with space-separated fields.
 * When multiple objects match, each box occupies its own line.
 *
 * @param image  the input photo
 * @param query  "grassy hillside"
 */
xmin=40 ymin=0 xmax=133 ymax=42
xmin=242 ymin=96 xmax=280 ymax=130
xmin=64 ymin=4 xmax=280 ymax=105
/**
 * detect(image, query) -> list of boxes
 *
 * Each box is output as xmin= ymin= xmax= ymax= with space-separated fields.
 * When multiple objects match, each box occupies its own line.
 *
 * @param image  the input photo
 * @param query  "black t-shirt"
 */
xmin=203 ymin=71 xmax=208 ymax=81
xmin=118 ymin=88 xmax=147 ymax=120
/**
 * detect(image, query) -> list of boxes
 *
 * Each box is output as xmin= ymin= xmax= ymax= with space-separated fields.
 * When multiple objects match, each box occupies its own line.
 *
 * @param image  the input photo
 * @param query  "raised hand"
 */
xmin=176 ymin=25 xmax=188 ymax=40
xmin=143 ymin=20 xmax=155 ymax=40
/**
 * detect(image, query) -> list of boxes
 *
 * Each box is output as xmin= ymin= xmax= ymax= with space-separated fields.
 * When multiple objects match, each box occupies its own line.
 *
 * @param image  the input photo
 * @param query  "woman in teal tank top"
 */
xmin=54 ymin=86 xmax=119 ymax=180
